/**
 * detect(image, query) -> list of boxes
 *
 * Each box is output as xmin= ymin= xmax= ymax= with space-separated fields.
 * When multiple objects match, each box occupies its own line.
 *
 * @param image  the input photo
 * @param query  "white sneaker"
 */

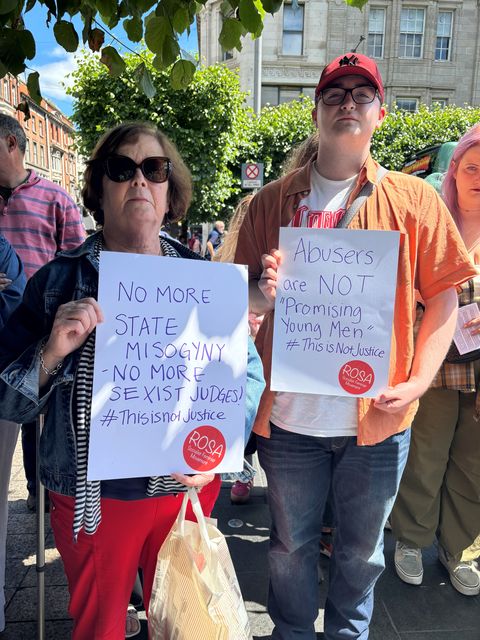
xmin=438 ymin=546 xmax=480 ymax=596
xmin=394 ymin=541 xmax=423 ymax=585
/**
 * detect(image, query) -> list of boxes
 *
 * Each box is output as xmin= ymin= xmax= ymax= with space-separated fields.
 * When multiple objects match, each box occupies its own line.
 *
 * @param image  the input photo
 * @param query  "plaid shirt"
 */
xmin=417 ymin=275 xmax=480 ymax=418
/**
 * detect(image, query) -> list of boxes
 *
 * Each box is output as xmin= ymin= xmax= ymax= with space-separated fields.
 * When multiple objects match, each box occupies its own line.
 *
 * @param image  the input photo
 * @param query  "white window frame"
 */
xmin=395 ymin=97 xmax=419 ymax=112
xmin=282 ymin=3 xmax=304 ymax=56
xmin=368 ymin=8 xmax=386 ymax=59
xmin=399 ymin=8 xmax=425 ymax=59
xmin=432 ymin=97 xmax=448 ymax=107
xmin=435 ymin=11 xmax=453 ymax=62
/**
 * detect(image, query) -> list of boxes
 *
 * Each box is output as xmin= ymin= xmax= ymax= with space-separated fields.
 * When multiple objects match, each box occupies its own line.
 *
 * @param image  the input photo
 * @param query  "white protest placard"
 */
xmin=271 ymin=228 xmax=400 ymax=397
xmin=87 ymin=252 xmax=248 ymax=480
xmin=453 ymin=303 xmax=480 ymax=355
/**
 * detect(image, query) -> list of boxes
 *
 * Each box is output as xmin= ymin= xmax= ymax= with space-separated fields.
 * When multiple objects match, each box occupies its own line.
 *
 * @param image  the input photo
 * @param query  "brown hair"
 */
xmin=82 ymin=122 xmax=192 ymax=225
xmin=281 ymin=131 xmax=319 ymax=176
xmin=214 ymin=194 xmax=254 ymax=264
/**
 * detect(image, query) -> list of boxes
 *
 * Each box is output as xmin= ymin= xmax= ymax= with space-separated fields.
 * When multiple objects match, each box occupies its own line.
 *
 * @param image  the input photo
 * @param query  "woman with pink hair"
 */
xmin=391 ymin=124 xmax=480 ymax=596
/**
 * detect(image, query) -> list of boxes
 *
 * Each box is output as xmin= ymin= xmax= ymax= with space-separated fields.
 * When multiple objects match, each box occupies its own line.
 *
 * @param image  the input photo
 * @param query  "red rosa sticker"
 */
xmin=338 ymin=360 xmax=375 ymax=395
xmin=183 ymin=425 xmax=226 ymax=472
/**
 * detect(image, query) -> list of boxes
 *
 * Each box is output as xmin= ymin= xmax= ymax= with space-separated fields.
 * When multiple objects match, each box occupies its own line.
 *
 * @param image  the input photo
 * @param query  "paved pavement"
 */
xmin=2 ymin=441 xmax=480 ymax=639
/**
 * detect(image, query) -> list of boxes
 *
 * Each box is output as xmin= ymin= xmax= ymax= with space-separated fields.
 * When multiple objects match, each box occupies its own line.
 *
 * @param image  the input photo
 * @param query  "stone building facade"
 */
xmin=198 ymin=0 xmax=480 ymax=110
xmin=0 ymin=73 xmax=79 ymax=201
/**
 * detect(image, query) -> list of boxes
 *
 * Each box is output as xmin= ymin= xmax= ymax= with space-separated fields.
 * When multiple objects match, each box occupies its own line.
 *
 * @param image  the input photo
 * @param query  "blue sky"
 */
xmin=21 ymin=5 xmax=198 ymax=118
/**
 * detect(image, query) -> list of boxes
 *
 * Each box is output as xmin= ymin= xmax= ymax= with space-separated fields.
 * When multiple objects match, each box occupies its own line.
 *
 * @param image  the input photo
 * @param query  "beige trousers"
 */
xmin=391 ymin=387 xmax=480 ymax=561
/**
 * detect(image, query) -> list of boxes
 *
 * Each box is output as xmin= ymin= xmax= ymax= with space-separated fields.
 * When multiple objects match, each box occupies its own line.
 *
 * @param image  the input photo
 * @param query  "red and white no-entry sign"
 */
xmin=241 ymin=162 xmax=264 ymax=189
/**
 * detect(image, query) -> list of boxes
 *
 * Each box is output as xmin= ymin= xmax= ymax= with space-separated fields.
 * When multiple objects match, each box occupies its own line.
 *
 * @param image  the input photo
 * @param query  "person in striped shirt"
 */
xmin=0 ymin=113 xmax=85 ymax=512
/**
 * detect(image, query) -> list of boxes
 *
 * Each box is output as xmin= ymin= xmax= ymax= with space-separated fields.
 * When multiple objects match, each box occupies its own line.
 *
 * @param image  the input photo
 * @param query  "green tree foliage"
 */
xmin=69 ymin=52 xmax=252 ymax=222
xmin=249 ymin=96 xmax=315 ymax=180
xmin=70 ymin=50 xmax=480 ymax=222
xmin=0 ymin=0 xmax=367 ymax=101
xmin=371 ymin=104 xmax=480 ymax=170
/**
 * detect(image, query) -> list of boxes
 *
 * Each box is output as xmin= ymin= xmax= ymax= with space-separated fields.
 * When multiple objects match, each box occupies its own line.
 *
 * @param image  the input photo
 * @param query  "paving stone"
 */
xmin=6 ymin=513 xmax=38 ymax=536
xmin=5 ymin=586 xmax=69 ymax=622
xmin=20 ymin=550 xmax=66 ymax=588
xmin=0 ymin=619 xmax=73 ymax=640
xmin=4 ymin=440 xmax=480 ymax=640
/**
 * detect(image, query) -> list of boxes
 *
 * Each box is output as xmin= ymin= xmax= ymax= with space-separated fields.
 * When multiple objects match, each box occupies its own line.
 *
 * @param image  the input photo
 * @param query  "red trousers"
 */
xmin=50 ymin=477 xmax=221 ymax=640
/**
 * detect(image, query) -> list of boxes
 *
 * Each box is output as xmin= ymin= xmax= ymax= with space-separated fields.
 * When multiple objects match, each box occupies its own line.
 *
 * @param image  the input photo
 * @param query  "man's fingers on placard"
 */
xmin=262 ymin=267 xmax=278 ymax=281
xmin=261 ymin=255 xmax=277 ymax=272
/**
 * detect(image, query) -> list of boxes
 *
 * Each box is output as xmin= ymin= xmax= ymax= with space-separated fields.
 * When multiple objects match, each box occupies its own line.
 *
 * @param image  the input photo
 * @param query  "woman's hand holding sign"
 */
xmin=40 ymin=298 xmax=104 ymax=387
xmin=171 ymin=473 xmax=215 ymax=490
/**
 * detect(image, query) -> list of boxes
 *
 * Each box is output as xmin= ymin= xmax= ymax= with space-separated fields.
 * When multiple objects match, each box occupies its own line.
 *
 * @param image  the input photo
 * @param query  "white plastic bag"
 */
xmin=149 ymin=487 xmax=252 ymax=640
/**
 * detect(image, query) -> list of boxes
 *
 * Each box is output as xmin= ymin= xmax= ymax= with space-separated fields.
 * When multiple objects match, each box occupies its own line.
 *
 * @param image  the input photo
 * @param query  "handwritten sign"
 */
xmin=87 ymin=252 xmax=248 ymax=481
xmin=271 ymin=228 xmax=400 ymax=397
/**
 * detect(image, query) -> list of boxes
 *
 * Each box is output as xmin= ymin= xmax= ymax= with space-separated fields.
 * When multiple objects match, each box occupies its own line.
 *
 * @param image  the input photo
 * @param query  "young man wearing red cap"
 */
xmin=235 ymin=52 xmax=476 ymax=639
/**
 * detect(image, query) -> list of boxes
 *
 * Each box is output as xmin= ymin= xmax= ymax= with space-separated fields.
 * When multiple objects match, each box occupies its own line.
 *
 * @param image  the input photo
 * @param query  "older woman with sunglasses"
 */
xmin=0 ymin=122 xmax=265 ymax=639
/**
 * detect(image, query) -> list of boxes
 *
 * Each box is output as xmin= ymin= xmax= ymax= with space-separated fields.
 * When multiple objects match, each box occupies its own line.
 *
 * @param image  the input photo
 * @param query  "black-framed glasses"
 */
xmin=103 ymin=155 xmax=172 ymax=183
xmin=320 ymin=85 xmax=378 ymax=106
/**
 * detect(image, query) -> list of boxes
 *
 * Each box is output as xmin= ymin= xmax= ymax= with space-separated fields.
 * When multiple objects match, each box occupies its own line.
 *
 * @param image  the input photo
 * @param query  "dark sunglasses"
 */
xmin=103 ymin=155 xmax=171 ymax=183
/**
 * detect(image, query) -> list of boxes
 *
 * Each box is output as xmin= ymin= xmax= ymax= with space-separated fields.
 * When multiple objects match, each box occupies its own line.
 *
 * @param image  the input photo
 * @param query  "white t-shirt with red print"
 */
xmin=270 ymin=165 xmax=359 ymax=437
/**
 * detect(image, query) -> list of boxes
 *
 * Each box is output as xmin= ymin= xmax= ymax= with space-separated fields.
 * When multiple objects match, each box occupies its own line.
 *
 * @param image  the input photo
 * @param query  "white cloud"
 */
xmin=34 ymin=51 xmax=77 ymax=102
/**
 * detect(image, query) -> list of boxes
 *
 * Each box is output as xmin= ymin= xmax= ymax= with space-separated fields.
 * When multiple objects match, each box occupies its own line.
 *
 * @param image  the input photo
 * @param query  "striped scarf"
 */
xmin=72 ymin=235 xmax=186 ymax=541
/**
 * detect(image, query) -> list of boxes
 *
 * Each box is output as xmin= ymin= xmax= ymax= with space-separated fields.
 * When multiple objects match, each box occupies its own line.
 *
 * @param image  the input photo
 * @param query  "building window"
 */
xmin=435 ymin=11 xmax=453 ymax=61
xmin=282 ymin=4 xmax=304 ymax=55
xmin=39 ymin=120 xmax=43 ymax=137
xmin=432 ymin=98 xmax=448 ymax=107
xmin=33 ymin=141 xmax=38 ymax=164
xmin=31 ymin=117 xmax=36 ymax=133
xmin=395 ymin=97 xmax=418 ymax=112
xmin=261 ymin=85 xmax=314 ymax=107
xmin=3 ymin=81 xmax=9 ymax=101
xmin=52 ymin=151 xmax=61 ymax=172
xmin=40 ymin=145 xmax=45 ymax=167
xmin=25 ymin=139 xmax=30 ymax=161
xmin=399 ymin=8 xmax=425 ymax=58
xmin=368 ymin=8 xmax=386 ymax=58
xmin=280 ymin=87 xmax=302 ymax=103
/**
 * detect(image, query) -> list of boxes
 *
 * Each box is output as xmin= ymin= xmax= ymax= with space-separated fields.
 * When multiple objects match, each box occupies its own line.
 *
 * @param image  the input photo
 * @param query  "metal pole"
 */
xmin=253 ymin=34 xmax=263 ymax=115
xmin=36 ymin=414 xmax=45 ymax=640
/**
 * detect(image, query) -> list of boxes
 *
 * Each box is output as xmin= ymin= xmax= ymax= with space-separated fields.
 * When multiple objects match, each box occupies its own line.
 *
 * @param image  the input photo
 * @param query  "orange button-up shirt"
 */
xmin=235 ymin=155 xmax=477 ymax=445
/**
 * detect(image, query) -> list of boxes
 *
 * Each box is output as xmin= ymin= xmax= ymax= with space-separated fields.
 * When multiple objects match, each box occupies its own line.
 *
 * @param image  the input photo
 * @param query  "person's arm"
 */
xmin=0 ymin=236 xmax=26 ymax=330
xmin=55 ymin=198 xmax=86 ymax=253
xmin=206 ymin=240 xmax=215 ymax=259
xmin=39 ymin=297 xmax=103 ymax=389
xmin=374 ymin=286 xmax=458 ymax=413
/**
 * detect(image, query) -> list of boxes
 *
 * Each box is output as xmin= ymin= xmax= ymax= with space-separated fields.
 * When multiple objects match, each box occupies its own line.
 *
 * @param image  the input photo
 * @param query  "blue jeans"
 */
xmin=257 ymin=424 xmax=411 ymax=640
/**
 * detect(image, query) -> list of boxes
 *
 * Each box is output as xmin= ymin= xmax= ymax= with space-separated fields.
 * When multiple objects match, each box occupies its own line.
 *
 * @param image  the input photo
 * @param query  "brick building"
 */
xmin=198 ymin=0 xmax=480 ymax=111
xmin=0 ymin=73 xmax=80 ymax=202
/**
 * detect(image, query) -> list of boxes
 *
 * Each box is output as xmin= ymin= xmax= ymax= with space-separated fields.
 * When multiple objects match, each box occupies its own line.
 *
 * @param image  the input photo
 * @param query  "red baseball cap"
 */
xmin=315 ymin=53 xmax=384 ymax=104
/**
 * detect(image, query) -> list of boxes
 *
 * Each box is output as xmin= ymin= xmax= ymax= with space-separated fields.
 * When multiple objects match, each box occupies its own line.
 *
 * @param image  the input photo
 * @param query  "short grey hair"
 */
xmin=0 ymin=113 xmax=26 ymax=155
